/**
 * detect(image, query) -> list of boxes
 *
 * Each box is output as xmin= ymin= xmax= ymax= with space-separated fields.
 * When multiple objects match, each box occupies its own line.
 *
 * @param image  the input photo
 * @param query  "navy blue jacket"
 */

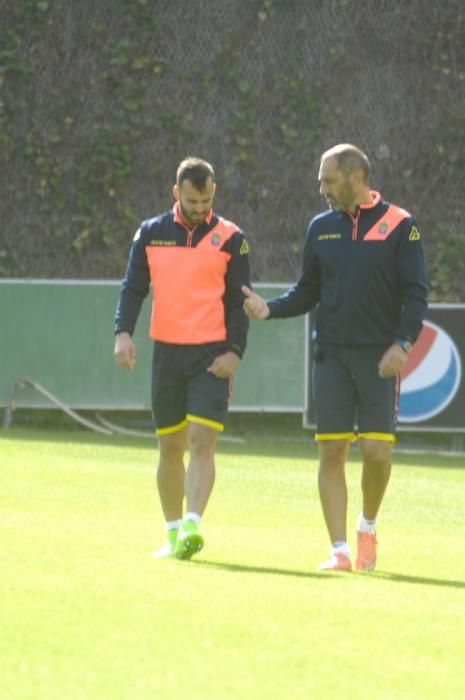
xmin=267 ymin=192 xmax=428 ymax=346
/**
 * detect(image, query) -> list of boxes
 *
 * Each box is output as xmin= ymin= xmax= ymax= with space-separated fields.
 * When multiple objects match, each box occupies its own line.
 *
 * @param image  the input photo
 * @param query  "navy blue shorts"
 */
xmin=151 ymin=341 xmax=231 ymax=435
xmin=312 ymin=343 xmax=400 ymax=442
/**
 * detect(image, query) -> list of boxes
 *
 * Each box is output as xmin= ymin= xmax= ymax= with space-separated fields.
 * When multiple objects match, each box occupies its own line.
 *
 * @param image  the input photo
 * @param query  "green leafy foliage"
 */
xmin=0 ymin=1 xmax=464 ymax=294
xmin=429 ymin=229 xmax=465 ymax=301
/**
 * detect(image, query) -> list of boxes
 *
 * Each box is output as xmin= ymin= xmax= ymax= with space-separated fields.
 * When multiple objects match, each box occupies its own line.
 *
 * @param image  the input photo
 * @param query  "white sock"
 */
xmin=357 ymin=512 xmax=377 ymax=534
xmin=166 ymin=520 xmax=180 ymax=531
xmin=332 ymin=541 xmax=351 ymax=559
xmin=184 ymin=512 xmax=201 ymax=526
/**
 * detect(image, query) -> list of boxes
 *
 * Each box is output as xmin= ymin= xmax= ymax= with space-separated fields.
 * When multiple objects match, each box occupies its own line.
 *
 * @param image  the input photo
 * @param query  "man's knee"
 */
xmin=319 ymin=439 xmax=350 ymax=470
xmin=188 ymin=423 xmax=218 ymax=457
xmin=159 ymin=429 xmax=188 ymax=461
xmin=359 ymin=438 xmax=392 ymax=466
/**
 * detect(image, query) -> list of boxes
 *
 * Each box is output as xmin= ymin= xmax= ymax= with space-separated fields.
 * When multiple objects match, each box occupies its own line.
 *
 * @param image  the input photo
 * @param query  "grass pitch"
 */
xmin=1 ymin=428 xmax=464 ymax=699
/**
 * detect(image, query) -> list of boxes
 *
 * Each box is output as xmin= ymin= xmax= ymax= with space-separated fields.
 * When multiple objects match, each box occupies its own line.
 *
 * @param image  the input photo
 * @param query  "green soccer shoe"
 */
xmin=175 ymin=520 xmax=204 ymax=560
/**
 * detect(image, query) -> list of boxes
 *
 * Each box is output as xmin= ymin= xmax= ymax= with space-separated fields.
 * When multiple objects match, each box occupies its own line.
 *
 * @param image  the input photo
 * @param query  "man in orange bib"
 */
xmin=114 ymin=157 xmax=250 ymax=560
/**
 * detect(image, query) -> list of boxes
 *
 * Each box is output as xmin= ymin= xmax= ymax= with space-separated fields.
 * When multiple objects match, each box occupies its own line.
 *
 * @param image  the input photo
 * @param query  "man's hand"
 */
xmin=378 ymin=343 xmax=408 ymax=378
xmin=208 ymin=351 xmax=240 ymax=379
xmin=241 ymin=285 xmax=270 ymax=320
xmin=114 ymin=332 xmax=136 ymax=372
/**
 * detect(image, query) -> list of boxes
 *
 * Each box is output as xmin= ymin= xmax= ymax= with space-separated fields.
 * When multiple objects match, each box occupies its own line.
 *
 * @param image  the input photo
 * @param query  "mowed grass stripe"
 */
xmin=1 ymin=429 xmax=464 ymax=699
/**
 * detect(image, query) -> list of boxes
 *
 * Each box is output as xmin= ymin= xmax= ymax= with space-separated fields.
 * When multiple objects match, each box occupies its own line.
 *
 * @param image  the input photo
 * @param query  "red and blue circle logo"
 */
xmin=399 ymin=321 xmax=462 ymax=423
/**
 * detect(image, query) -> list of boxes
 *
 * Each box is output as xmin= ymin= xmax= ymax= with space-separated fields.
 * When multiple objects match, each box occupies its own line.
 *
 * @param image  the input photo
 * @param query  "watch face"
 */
xmin=396 ymin=339 xmax=412 ymax=353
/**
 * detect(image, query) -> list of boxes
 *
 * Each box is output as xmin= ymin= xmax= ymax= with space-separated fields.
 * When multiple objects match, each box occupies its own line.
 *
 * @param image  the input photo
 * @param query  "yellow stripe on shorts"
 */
xmin=315 ymin=432 xmax=357 ymax=442
xmin=358 ymin=432 xmax=396 ymax=443
xmin=187 ymin=414 xmax=224 ymax=432
xmin=156 ymin=419 xmax=189 ymax=436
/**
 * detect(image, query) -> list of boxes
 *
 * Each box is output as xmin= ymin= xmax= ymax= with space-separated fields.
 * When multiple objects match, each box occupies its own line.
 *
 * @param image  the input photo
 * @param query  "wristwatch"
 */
xmin=395 ymin=338 xmax=413 ymax=353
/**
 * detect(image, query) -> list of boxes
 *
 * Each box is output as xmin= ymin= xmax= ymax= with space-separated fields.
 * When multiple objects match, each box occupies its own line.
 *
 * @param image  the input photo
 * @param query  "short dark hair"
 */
xmin=322 ymin=144 xmax=371 ymax=182
xmin=176 ymin=157 xmax=215 ymax=190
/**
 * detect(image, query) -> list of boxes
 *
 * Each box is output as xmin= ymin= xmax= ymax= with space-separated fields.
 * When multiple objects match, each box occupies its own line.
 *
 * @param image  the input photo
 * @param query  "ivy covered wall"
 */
xmin=1 ymin=0 xmax=464 ymax=299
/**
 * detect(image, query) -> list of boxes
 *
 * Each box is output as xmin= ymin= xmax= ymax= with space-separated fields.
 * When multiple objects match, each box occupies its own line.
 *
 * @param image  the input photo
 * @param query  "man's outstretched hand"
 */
xmin=242 ymin=286 xmax=270 ymax=320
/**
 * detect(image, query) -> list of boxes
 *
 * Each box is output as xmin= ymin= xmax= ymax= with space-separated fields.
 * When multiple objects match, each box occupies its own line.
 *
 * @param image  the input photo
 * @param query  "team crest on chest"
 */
xmin=210 ymin=232 xmax=221 ymax=247
xmin=378 ymin=222 xmax=388 ymax=236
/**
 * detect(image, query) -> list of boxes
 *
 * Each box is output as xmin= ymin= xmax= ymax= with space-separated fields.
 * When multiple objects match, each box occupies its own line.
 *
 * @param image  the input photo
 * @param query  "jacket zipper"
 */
xmin=348 ymin=209 xmax=360 ymax=240
xmin=186 ymin=227 xmax=196 ymax=247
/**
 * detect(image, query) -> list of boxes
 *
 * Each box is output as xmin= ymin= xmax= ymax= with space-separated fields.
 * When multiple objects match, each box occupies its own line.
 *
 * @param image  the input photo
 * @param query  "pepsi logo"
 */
xmin=398 ymin=321 xmax=462 ymax=422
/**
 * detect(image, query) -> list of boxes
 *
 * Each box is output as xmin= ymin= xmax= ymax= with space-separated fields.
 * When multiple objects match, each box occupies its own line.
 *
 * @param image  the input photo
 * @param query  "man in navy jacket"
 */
xmin=243 ymin=143 xmax=428 ymax=572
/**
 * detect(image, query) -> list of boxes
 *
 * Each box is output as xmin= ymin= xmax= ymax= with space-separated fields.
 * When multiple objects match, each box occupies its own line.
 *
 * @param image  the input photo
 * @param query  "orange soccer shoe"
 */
xmin=355 ymin=531 xmax=377 ymax=571
xmin=319 ymin=551 xmax=352 ymax=572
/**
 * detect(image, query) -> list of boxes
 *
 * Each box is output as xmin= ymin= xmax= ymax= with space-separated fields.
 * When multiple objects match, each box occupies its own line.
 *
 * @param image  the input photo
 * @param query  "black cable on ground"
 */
xmin=4 ymin=378 xmax=112 ymax=435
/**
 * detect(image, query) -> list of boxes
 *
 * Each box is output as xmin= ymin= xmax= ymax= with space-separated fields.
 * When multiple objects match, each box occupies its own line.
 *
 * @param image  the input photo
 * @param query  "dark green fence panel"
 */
xmin=0 ymin=281 xmax=305 ymax=412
